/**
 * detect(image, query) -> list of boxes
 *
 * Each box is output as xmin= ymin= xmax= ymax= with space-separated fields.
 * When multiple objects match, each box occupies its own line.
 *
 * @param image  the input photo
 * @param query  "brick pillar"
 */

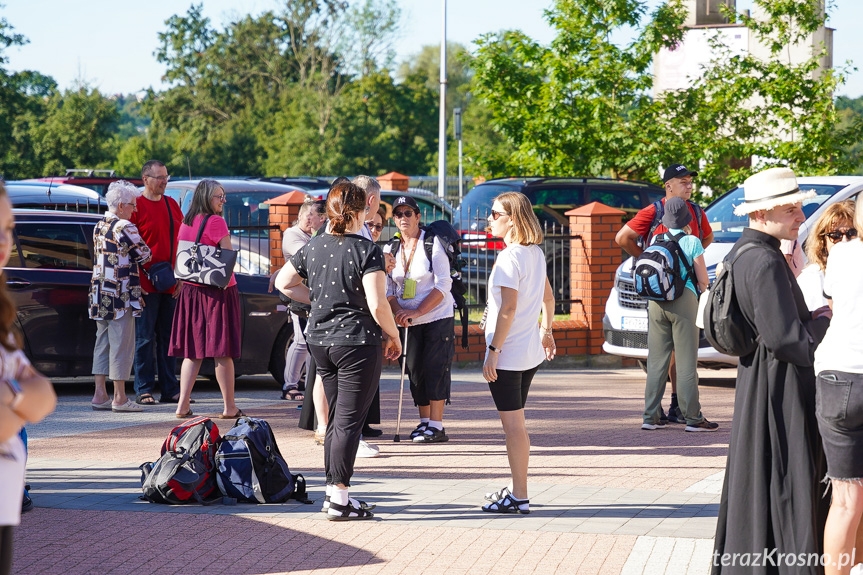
xmin=265 ymin=190 xmax=311 ymax=273
xmin=565 ymin=202 xmax=625 ymax=355
xmin=378 ymin=171 xmax=409 ymax=192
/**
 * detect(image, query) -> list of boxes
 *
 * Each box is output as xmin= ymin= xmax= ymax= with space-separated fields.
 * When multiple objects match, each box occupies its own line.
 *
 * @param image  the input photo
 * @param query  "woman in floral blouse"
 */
xmin=88 ymin=180 xmax=152 ymax=413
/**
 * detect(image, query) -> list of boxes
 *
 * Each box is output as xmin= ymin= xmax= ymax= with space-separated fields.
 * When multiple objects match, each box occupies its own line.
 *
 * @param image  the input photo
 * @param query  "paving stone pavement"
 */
xmin=13 ymin=366 xmax=736 ymax=574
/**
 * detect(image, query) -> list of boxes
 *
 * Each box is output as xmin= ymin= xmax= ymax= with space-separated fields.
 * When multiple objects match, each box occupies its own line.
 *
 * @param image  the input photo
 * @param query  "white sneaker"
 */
xmin=356 ymin=440 xmax=380 ymax=458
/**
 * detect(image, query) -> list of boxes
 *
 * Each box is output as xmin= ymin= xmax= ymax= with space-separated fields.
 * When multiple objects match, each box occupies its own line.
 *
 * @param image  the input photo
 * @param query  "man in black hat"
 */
xmin=615 ymin=164 xmax=714 ymax=424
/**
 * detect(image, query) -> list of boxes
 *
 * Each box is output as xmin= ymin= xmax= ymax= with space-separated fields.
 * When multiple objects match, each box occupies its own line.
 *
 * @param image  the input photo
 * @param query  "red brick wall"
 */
xmin=268 ymin=204 xmax=302 ymax=273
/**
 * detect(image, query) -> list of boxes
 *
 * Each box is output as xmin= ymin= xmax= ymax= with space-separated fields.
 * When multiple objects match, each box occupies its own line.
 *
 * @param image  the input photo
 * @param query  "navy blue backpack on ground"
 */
xmin=216 ymin=416 xmax=311 ymax=504
xmin=633 ymin=232 xmax=695 ymax=302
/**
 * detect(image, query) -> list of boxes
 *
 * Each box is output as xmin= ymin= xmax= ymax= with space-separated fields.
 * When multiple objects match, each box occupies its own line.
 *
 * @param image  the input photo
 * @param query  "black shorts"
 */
xmin=488 ymin=365 xmax=540 ymax=412
xmin=816 ymin=370 xmax=863 ymax=480
xmin=400 ymin=316 xmax=455 ymax=405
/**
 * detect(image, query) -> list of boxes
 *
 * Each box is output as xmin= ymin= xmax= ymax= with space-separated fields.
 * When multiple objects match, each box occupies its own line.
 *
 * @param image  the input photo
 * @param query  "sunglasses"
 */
xmin=393 ymin=209 xmax=415 ymax=219
xmin=367 ymin=223 xmax=383 ymax=232
xmin=824 ymin=228 xmax=858 ymax=242
xmin=489 ymin=209 xmax=509 ymax=220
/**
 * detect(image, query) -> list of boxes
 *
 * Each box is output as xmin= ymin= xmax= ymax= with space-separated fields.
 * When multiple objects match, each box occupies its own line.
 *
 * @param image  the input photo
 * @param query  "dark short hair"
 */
xmin=141 ymin=160 xmax=165 ymax=178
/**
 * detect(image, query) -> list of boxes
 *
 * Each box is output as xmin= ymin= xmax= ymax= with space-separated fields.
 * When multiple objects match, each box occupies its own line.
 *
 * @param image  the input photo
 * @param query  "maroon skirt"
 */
xmin=169 ymin=283 xmax=241 ymax=359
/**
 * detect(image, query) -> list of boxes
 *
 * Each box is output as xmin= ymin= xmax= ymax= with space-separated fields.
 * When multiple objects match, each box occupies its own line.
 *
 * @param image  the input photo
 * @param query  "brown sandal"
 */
xmin=218 ymin=409 xmax=246 ymax=420
xmin=175 ymin=410 xmax=194 ymax=418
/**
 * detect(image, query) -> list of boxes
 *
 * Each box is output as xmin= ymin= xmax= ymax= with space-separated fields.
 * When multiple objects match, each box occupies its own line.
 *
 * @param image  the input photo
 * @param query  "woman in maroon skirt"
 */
xmin=169 ymin=180 xmax=243 ymax=419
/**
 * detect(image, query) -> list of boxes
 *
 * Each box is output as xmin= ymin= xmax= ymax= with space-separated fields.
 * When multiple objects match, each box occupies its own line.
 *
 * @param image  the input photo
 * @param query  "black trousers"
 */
xmin=310 ymin=344 xmax=381 ymax=486
xmin=0 ymin=526 xmax=12 ymax=575
xmin=400 ymin=316 xmax=455 ymax=406
xmin=298 ymin=354 xmax=380 ymax=431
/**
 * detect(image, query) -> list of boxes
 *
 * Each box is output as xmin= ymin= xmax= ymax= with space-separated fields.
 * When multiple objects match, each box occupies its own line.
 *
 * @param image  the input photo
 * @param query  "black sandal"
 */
xmin=321 ymin=495 xmax=375 ymax=512
xmin=484 ymin=486 xmax=511 ymax=502
xmin=326 ymin=500 xmax=375 ymax=521
xmin=280 ymin=387 xmax=304 ymax=401
xmin=135 ymin=393 xmax=157 ymax=405
xmin=482 ymin=493 xmax=530 ymax=514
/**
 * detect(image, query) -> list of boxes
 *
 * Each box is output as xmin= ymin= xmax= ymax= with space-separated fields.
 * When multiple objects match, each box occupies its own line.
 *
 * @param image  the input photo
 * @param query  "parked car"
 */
xmin=163 ymin=179 xmax=311 ymax=276
xmin=8 ymin=209 xmax=293 ymax=383
xmin=309 ymin=187 xmax=453 ymax=239
xmin=602 ymin=176 xmax=863 ymax=367
xmin=7 ymin=181 xmax=107 ymax=213
xmin=452 ymin=177 xmax=665 ymax=308
xmin=22 ymin=169 xmax=143 ymax=197
xmin=247 ymin=176 xmax=332 ymax=190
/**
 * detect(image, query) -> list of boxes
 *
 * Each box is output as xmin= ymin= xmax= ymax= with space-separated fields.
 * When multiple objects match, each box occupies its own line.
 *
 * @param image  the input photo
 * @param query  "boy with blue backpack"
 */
xmin=637 ymin=197 xmax=716 ymax=431
xmin=616 ymin=164 xmax=714 ymax=424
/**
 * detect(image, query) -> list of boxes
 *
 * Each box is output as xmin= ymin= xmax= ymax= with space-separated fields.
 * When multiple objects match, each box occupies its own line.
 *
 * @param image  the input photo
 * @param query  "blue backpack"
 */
xmin=215 ymin=416 xmax=311 ymax=504
xmin=633 ymin=232 xmax=695 ymax=301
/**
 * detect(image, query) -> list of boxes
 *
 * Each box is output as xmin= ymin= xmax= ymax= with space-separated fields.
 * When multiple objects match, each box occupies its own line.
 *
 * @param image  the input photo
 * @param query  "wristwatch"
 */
xmin=488 ymin=345 xmax=501 ymax=354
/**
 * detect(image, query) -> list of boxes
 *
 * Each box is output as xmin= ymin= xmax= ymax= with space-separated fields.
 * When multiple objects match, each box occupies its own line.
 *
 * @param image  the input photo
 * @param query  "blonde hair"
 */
xmin=495 ymin=191 xmax=543 ymax=245
xmin=804 ymin=199 xmax=856 ymax=271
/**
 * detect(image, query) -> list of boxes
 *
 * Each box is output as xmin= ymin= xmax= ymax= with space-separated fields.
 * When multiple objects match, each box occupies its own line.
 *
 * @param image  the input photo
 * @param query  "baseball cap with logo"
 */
xmin=662 ymin=164 xmax=698 ymax=184
xmin=392 ymin=196 xmax=420 ymax=212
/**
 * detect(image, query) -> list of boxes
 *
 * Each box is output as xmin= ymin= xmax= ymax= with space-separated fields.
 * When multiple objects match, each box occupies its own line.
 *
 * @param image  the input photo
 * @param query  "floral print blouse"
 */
xmin=88 ymin=213 xmax=152 ymax=321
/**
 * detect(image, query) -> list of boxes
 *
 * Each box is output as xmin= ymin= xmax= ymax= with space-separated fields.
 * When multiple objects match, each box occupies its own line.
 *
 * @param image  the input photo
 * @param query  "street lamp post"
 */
xmin=437 ymin=0 xmax=447 ymax=201
xmin=454 ymin=107 xmax=463 ymax=204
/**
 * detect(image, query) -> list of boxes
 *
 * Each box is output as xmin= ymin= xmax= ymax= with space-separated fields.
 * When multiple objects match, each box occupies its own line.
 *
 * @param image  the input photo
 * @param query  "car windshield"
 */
xmin=705 ymin=184 xmax=846 ymax=243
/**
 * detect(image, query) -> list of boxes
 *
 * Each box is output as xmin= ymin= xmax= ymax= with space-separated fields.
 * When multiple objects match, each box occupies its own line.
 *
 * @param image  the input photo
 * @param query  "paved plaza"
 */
xmin=13 ymin=366 xmax=737 ymax=574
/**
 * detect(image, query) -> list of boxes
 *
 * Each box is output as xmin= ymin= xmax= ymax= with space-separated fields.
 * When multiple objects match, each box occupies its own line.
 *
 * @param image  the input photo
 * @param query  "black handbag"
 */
xmin=174 ymin=215 xmax=238 ymax=289
xmin=143 ymin=196 xmax=178 ymax=292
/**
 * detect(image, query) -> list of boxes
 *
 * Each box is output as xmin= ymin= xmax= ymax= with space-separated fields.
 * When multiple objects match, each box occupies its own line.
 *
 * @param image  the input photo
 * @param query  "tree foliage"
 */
xmin=470 ymin=0 xmax=862 ymax=198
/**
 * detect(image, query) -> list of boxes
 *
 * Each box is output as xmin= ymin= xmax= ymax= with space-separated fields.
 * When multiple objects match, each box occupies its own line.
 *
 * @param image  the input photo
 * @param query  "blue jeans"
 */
xmin=134 ymin=292 xmax=179 ymax=399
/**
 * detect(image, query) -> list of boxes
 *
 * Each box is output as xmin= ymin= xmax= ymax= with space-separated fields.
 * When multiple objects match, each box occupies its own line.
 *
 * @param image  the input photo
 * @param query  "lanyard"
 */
xmin=401 ymin=236 xmax=419 ymax=280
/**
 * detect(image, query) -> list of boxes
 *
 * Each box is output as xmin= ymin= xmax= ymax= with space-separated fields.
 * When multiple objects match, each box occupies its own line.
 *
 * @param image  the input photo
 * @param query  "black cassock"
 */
xmin=712 ymin=228 xmax=830 ymax=575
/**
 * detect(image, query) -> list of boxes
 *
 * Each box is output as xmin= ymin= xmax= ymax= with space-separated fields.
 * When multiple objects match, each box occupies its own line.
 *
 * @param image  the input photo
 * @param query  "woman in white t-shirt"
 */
xmin=797 ymin=199 xmax=856 ymax=312
xmin=481 ymin=191 xmax=556 ymax=515
xmin=0 ymin=183 xmax=56 ymax=575
xmin=813 ymin=197 xmax=863 ymax=575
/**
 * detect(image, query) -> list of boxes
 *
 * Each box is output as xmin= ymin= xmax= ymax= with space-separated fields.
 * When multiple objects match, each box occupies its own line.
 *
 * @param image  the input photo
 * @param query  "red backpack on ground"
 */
xmin=139 ymin=416 xmax=221 ymax=504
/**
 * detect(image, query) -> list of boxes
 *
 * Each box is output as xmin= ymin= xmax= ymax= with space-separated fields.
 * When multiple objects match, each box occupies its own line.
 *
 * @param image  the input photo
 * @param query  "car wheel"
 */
xmin=268 ymin=321 xmax=295 ymax=387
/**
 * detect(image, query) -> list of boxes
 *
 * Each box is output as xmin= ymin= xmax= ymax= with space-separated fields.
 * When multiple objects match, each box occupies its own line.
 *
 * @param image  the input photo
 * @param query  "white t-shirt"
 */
xmin=796 ymin=264 xmax=827 ymax=312
xmin=485 ymin=244 xmax=547 ymax=371
xmin=0 ymin=434 xmax=26 ymax=526
xmin=385 ymin=231 xmax=454 ymax=326
xmin=0 ymin=343 xmax=33 ymax=527
xmin=815 ymin=239 xmax=863 ymax=374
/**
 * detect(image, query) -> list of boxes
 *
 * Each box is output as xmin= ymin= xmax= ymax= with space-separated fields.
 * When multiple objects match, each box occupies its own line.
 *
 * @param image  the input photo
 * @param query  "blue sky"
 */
xmin=4 ymin=1 xmax=862 ymax=97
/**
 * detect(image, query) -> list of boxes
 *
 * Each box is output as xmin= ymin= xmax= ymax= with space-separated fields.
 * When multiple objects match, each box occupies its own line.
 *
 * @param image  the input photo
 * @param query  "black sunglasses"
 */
xmin=393 ymin=209 xmax=415 ymax=218
xmin=823 ymin=229 xmax=858 ymax=242
xmin=489 ymin=209 xmax=509 ymax=220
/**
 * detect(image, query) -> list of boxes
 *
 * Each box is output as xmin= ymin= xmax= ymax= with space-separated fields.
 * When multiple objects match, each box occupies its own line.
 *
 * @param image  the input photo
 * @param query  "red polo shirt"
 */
xmin=131 ymin=194 xmax=183 ymax=294
xmin=626 ymin=198 xmax=711 ymax=242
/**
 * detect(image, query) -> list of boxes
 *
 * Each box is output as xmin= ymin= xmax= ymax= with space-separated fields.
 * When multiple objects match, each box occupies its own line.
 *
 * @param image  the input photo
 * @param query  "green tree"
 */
xmin=31 ymin=83 xmax=119 ymax=175
xmin=469 ymin=0 xmax=861 ymax=197
xmin=645 ymin=0 xmax=863 ymax=196
xmin=469 ymin=0 xmax=686 ymax=179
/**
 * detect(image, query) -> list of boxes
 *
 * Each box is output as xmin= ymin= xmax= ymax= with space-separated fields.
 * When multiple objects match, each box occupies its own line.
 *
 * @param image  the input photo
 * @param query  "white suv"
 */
xmin=602 ymin=176 xmax=863 ymax=367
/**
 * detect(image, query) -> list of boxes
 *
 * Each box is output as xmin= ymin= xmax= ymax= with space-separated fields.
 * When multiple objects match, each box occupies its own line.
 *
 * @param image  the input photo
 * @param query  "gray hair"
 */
xmin=352 ymin=175 xmax=380 ymax=201
xmin=105 ymin=180 xmax=142 ymax=213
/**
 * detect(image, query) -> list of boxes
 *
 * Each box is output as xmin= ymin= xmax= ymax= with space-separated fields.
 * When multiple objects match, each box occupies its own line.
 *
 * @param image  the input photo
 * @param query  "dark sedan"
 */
xmin=8 ymin=210 xmax=292 ymax=383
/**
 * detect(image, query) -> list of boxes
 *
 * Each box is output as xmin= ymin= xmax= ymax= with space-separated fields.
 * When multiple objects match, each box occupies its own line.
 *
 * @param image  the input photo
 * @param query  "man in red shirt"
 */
xmin=615 ymin=164 xmax=714 ymax=424
xmin=130 ymin=160 xmax=184 ymax=405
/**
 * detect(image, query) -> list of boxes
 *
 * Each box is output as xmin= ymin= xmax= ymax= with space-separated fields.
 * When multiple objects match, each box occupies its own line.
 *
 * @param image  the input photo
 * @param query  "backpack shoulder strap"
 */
xmin=422 ymin=228 xmax=437 ymax=272
xmin=668 ymin=232 xmax=697 ymax=291
xmin=647 ymin=200 xmax=664 ymax=240
xmin=687 ymin=201 xmax=706 ymax=239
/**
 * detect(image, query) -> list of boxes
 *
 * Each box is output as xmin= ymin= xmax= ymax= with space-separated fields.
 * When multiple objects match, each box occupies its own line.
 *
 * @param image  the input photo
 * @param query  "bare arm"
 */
xmin=0 ymin=363 xmax=56 ymax=441
xmin=363 ymin=270 xmax=402 ymax=360
xmin=693 ymin=254 xmax=709 ymax=292
xmin=701 ymin=231 xmax=714 ymax=250
xmin=275 ymin=262 xmax=310 ymax=305
xmin=615 ymin=226 xmax=643 ymax=258
xmin=540 ymin=278 xmax=556 ymax=360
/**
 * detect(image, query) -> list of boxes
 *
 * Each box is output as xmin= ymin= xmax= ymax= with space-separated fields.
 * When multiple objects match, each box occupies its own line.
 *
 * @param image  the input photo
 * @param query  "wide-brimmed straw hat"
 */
xmin=733 ymin=167 xmax=816 ymax=216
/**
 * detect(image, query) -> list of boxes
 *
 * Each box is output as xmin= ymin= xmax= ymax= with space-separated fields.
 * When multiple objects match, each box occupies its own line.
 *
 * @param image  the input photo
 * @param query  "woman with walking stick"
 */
xmin=481 ymin=191 xmax=556 ymax=514
xmin=276 ymin=181 xmax=400 ymax=520
xmin=385 ymin=196 xmax=456 ymax=443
